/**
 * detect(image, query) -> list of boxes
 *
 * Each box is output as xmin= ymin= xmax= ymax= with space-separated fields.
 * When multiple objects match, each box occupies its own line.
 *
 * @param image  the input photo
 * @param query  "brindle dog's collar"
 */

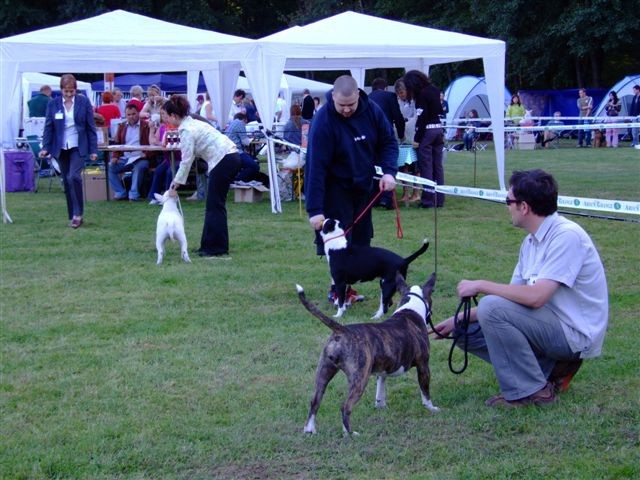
xmin=402 ymin=292 xmax=431 ymax=318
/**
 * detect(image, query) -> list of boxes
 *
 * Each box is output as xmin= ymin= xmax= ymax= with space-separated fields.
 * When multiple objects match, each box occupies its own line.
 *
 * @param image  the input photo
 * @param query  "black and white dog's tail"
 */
xmin=296 ymin=285 xmax=347 ymax=333
xmin=403 ymin=238 xmax=430 ymax=267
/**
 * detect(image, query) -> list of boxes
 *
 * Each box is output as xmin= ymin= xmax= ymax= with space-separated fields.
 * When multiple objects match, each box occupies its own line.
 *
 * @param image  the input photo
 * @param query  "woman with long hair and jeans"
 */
xmin=40 ymin=74 xmax=97 ymax=229
xmin=163 ymin=95 xmax=241 ymax=258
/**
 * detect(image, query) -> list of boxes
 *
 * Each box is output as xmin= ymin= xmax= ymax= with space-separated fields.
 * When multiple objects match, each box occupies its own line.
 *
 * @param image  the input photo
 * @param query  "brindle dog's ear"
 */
xmin=396 ymin=271 xmax=409 ymax=296
xmin=422 ymin=272 xmax=436 ymax=301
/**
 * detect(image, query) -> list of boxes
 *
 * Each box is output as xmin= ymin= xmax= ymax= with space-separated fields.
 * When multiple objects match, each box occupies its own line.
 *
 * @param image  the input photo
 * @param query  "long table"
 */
xmin=98 ymin=144 xmax=179 ymax=200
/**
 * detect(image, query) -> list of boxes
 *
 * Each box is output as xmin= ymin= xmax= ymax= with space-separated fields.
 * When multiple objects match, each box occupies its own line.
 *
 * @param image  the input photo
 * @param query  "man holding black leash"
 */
xmin=432 ymin=169 xmax=608 ymax=407
xmin=305 ymin=75 xmax=398 ymax=304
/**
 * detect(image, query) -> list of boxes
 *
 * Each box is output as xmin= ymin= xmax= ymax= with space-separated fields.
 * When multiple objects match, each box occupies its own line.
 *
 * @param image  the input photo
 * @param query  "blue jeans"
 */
xmin=455 ymin=295 xmax=578 ymax=400
xmin=58 ymin=147 xmax=84 ymax=219
xmin=632 ymin=116 xmax=639 ymax=146
xmin=577 ymin=119 xmax=591 ymax=146
xmin=235 ymin=152 xmax=260 ymax=182
xmin=147 ymin=160 xmax=179 ymax=199
xmin=463 ymin=132 xmax=476 ymax=150
xmin=108 ymin=158 xmax=149 ymax=200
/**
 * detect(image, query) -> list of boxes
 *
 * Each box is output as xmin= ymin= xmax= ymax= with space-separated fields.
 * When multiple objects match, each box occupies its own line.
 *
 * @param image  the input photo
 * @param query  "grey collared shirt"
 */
xmin=122 ymin=121 xmax=142 ymax=163
xmin=511 ymin=213 xmax=609 ymax=358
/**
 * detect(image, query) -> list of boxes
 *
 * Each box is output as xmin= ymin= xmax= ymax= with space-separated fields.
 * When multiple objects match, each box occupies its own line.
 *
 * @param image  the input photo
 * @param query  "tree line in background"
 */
xmin=2 ymin=0 xmax=637 ymax=92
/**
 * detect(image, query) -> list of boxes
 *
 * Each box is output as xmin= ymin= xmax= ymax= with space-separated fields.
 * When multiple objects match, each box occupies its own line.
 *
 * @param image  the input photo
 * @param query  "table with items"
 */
xmin=98 ymin=144 xmax=181 ymax=201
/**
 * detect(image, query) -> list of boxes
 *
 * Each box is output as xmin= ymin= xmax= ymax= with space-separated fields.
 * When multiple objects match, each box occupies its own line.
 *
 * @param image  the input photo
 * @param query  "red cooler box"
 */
xmin=4 ymin=150 xmax=35 ymax=192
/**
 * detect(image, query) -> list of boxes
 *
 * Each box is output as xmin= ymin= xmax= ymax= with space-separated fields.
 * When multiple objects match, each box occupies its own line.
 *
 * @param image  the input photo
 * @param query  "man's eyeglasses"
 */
xmin=505 ymin=197 xmax=522 ymax=205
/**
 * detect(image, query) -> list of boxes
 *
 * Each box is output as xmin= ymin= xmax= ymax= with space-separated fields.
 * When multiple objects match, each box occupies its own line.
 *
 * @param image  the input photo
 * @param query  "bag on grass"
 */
xmin=277 ymin=171 xmax=293 ymax=202
xmin=281 ymin=151 xmax=305 ymax=170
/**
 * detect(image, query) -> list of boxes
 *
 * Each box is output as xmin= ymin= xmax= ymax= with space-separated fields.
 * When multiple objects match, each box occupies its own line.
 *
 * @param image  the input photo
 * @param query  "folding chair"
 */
xmin=26 ymin=135 xmax=62 ymax=192
xmin=474 ymin=138 xmax=488 ymax=151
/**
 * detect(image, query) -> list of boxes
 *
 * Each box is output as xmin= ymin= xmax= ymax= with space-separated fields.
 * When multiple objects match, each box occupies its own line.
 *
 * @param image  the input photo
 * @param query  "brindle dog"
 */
xmin=297 ymin=272 xmax=439 ymax=435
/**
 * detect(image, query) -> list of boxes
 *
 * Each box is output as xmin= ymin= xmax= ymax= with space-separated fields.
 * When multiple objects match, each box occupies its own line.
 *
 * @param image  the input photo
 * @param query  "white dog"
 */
xmin=154 ymin=191 xmax=191 ymax=265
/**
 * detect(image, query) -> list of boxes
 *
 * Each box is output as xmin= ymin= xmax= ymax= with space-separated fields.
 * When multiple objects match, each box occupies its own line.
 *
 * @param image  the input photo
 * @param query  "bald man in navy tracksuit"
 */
xmin=305 ymin=75 xmax=398 ymax=302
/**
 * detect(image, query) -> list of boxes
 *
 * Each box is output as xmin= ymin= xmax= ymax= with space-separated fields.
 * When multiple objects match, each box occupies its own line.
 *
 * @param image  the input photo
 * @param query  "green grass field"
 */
xmin=1 ymin=145 xmax=639 ymax=479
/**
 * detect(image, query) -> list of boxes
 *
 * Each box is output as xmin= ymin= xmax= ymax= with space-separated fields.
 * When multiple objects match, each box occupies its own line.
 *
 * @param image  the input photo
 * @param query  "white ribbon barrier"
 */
xmin=447 ymin=115 xmax=640 ymax=124
xmin=454 ymin=122 xmax=640 ymax=133
xmin=285 ymin=149 xmax=638 ymax=217
xmin=501 ymin=122 xmax=639 ymax=133
xmin=436 ymin=185 xmax=640 ymax=216
xmin=267 ymin=135 xmax=304 ymax=152
xmin=374 ymin=166 xmax=436 ymax=188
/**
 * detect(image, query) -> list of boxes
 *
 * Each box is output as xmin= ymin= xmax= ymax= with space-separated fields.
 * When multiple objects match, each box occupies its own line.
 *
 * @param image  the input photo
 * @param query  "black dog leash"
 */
xmin=428 ymin=296 xmax=479 ymax=374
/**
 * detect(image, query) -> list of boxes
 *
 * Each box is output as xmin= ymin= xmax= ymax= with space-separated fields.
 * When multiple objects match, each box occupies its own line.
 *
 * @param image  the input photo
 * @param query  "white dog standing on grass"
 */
xmin=154 ymin=191 xmax=191 ymax=265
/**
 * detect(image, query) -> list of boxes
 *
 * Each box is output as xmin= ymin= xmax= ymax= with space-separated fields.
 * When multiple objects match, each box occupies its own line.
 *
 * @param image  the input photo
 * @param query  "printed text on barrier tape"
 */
xmin=436 ymin=185 xmax=640 ymax=215
xmin=374 ymin=166 xmax=437 ymax=187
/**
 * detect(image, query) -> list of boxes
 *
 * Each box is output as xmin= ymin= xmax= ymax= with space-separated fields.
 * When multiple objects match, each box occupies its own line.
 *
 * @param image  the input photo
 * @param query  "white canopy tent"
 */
xmin=444 ymin=75 xmax=512 ymax=140
xmin=243 ymin=11 xmax=507 ymax=206
xmin=22 ymin=73 xmax=94 ymax=120
xmin=0 ymin=10 xmax=257 ymax=222
xmin=2 ymin=10 xmax=508 ymax=219
xmin=236 ymin=74 xmax=332 ymax=123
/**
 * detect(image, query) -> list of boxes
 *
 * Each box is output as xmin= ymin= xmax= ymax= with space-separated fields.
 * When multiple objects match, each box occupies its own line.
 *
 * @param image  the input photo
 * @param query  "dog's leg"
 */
xmin=371 ymin=291 xmax=384 ymax=320
xmin=334 ymin=281 xmax=348 ymax=318
xmin=375 ymin=376 xmax=387 ymax=408
xmin=341 ymin=372 xmax=371 ymax=435
xmin=381 ymin=277 xmax=396 ymax=316
xmin=417 ymin=361 xmax=440 ymax=413
xmin=156 ymin=234 xmax=165 ymax=265
xmin=304 ymin=360 xmax=338 ymax=434
xmin=175 ymin=228 xmax=191 ymax=263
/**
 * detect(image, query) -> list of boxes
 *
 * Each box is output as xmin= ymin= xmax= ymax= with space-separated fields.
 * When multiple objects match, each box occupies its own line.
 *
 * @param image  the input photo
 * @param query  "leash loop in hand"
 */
xmin=427 ymin=296 xmax=479 ymax=374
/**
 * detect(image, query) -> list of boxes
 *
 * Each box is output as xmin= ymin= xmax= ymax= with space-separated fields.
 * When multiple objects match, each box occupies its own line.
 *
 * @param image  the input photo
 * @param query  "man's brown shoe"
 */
xmin=549 ymin=359 xmax=583 ymax=393
xmin=485 ymin=382 xmax=557 ymax=408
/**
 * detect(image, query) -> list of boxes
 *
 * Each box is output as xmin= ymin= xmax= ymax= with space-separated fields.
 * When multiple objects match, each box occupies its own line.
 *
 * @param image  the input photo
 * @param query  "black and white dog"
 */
xmin=297 ymin=272 xmax=439 ymax=435
xmin=320 ymin=218 xmax=429 ymax=318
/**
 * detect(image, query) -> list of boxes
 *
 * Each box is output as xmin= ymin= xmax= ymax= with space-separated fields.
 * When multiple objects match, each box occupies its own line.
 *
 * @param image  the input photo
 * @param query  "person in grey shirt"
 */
xmin=432 ymin=169 xmax=608 ymax=408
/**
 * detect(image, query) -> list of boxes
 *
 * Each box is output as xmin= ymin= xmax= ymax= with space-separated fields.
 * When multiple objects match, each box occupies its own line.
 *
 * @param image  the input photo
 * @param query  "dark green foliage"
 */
xmin=1 ymin=1 xmax=638 ymax=97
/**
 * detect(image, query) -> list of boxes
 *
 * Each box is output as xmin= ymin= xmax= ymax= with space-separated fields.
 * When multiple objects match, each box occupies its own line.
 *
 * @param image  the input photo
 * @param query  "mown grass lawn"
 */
xmin=1 ymin=145 xmax=639 ymax=479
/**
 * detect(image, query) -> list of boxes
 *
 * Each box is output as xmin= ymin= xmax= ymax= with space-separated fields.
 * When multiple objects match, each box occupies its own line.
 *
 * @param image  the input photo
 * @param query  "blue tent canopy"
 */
xmin=92 ymin=73 xmax=207 ymax=93
xmin=518 ymin=88 xmax=607 ymax=122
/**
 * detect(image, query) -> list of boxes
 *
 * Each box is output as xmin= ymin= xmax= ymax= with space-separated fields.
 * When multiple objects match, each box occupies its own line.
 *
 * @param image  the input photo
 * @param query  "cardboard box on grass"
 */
xmin=83 ymin=168 xmax=107 ymax=201
xmin=232 ymin=183 xmax=269 ymax=203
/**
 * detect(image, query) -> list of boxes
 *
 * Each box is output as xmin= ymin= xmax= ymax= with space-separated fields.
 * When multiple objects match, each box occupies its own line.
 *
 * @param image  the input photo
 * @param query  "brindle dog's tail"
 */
xmin=403 ymin=238 xmax=430 ymax=266
xmin=296 ymin=284 xmax=347 ymax=333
